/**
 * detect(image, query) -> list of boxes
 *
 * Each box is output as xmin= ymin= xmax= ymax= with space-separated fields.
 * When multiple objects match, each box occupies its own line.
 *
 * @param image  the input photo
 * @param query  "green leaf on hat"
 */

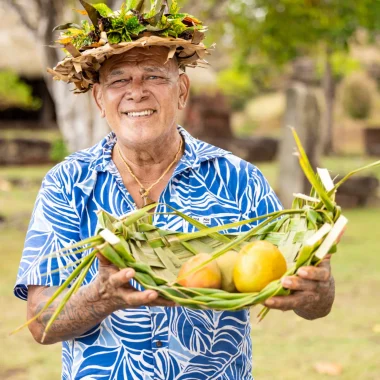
xmin=92 ymin=3 xmax=113 ymax=17
xmin=79 ymin=0 xmax=100 ymax=28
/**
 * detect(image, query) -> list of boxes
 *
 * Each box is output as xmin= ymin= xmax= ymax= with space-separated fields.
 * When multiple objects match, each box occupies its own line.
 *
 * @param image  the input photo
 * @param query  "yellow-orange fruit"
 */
xmin=177 ymin=253 xmax=222 ymax=289
xmin=216 ymin=250 xmax=239 ymax=292
xmin=233 ymin=241 xmax=287 ymax=293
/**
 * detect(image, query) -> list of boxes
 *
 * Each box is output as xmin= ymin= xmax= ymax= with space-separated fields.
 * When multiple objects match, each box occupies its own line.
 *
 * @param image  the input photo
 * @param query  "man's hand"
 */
xmin=95 ymin=252 xmax=176 ymax=310
xmin=263 ymin=255 xmax=335 ymax=320
xmin=27 ymin=253 xmax=175 ymax=344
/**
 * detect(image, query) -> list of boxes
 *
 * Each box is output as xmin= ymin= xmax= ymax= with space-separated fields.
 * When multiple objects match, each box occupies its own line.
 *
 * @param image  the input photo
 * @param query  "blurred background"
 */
xmin=1 ymin=1 xmax=379 ymax=379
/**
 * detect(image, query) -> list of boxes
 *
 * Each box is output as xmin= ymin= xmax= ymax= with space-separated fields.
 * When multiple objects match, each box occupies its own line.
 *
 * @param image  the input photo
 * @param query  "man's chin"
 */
xmin=116 ymin=129 xmax=163 ymax=147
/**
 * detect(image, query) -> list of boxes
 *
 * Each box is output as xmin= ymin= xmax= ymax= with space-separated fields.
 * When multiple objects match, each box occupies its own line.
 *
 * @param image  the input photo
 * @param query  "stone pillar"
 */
xmin=183 ymin=92 xmax=233 ymax=140
xmin=278 ymin=59 xmax=322 ymax=207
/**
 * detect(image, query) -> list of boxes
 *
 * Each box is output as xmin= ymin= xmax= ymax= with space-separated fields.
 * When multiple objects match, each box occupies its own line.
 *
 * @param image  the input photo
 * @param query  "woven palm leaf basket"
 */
xmin=15 ymin=130 xmax=380 ymax=339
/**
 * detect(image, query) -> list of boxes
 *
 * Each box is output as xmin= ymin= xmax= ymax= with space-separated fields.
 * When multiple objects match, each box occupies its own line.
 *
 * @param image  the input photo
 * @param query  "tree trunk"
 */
xmin=38 ymin=0 xmax=111 ymax=152
xmin=9 ymin=0 xmax=116 ymax=152
xmin=278 ymin=81 xmax=321 ymax=208
xmin=323 ymin=49 xmax=336 ymax=155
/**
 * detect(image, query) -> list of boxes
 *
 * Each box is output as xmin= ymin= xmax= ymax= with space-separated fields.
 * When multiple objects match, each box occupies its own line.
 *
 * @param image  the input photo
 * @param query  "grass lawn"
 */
xmin=0 ymin=164 xmax=379 ymax=379
xmin=0 ymin=166 xmax=62 ymax=380
xmin=251 ymin=207 xmax=380 ymax=380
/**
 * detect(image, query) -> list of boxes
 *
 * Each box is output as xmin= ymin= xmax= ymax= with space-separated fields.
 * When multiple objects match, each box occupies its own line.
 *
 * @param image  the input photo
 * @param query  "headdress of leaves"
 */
xmin=48 ymin=0 xmax=211 ymax=93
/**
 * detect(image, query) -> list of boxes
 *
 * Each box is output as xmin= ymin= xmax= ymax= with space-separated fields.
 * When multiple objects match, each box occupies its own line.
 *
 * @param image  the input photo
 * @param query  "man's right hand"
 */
xmin=95 ymin=252 xmax=176 ymax=309
xmin=27 ymin=253 xmax=175 ymax=345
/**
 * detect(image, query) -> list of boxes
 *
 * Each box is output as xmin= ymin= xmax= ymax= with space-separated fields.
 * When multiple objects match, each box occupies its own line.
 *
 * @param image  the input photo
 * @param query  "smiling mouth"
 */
xmin=124 ymin=109 xmax=156 ymax=118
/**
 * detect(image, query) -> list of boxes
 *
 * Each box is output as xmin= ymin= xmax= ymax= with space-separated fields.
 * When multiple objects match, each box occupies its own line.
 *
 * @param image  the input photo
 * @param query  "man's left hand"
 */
xmin=263 ymin=255 xmax=335 ymax=320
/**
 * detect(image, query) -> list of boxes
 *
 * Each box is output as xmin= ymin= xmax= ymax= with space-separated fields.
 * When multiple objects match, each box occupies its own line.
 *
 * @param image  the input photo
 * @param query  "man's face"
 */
xmin=93 ymin=46 xmax=190 ymax=147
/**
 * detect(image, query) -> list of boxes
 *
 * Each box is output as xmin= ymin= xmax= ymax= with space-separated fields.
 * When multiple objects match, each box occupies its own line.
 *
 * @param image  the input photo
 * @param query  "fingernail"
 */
xmin=298 ymin=269 xmax=307 ymax=277
xmin=265 ymin=299 xmax=274 ymax=306
xmin=148 ymin=292 xmax=157 ymax=301
xmin=125 ymin=269 xmax=133 ymax=278
xmin=282 ymin=278 xmax=292 ymax=287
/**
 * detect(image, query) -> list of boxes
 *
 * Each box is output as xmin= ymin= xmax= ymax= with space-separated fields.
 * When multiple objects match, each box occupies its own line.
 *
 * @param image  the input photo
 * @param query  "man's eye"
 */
xmin=148 ymin=76 xmax=160 ymax=80
xmin=112 ymin=79 xmax=128 ymax=85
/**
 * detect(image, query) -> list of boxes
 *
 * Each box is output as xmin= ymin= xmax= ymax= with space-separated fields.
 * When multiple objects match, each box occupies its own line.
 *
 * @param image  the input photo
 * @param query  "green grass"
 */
xmin=0 ymin=226 xmax=62 ymax=380
xmin=0 ymin=165 xmax=61 ymax=380
xmin=0 ymin=164 xmax=379 ymax=379
xmin=252 ymin=207 xmax=380 ymax=380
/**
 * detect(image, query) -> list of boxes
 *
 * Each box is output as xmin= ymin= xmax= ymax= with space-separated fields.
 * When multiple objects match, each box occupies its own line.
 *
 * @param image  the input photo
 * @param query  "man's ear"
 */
xmin=92 ymin=83 xmax=106 ymax=118
xmin=178 ymin=73 xmax=190 ymax=110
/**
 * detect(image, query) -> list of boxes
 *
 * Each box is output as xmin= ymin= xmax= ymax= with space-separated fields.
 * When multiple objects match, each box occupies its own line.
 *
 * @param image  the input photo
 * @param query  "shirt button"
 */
xmin=156 ymin=340 xmax=163 ymax=348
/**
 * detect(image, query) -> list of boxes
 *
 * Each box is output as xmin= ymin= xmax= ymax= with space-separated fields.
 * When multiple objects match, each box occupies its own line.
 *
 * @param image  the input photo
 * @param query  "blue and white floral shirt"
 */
xmin=15 ymin=126 xmax=281 ymax=380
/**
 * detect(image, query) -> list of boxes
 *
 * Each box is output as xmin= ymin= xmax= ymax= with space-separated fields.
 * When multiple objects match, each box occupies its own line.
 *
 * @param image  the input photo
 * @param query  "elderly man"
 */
xmin=15 ymin=3 xmax=335 ymax=380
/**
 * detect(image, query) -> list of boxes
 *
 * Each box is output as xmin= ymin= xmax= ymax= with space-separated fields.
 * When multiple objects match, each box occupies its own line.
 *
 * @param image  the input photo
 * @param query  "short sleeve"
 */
xmin=244 ymin=165 xmax=283 ymax=221
xmin=14 ymin=170 xmax=81 ymax=300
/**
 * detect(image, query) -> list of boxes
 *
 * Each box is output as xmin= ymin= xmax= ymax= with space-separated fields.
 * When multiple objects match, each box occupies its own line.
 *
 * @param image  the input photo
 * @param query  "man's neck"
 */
xmin=113 ymin=129 xmax=183 ymax=183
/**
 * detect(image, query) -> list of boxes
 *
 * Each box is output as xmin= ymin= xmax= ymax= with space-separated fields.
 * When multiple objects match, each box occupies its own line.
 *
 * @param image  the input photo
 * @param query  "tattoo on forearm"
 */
xmin=33 ymin=283 xmax=116 ymax=342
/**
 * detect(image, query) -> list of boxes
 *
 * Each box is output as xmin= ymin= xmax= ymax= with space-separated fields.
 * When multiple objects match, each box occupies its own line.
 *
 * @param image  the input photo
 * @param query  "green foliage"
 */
xmin=125 ymin=16 xmax=147 ymax=35
xmin=125 ymin=0 xmax=142 ymax=11
xmin=217 ymin=67 xmax=257 ymax=110
xmin=316 ymin=51 xmax=361 ymax=82
xmin=50 ymin=138 xmax=69 ymax=163
xmin=81 ymin=20 xmax=92 ymax=34
xmin=220 ymin=0 xmax=380 ymax=65
xmin=342 ymin=72 xmax=376 ymax=120
xmin=205 ymin=0 xmax=380 ymax=109
xmin=0 ymin=71 xmax=41 ymax=111
xmin=92 ymin=3 xmax=113 ymax=17
xmin=108 ymin=32 xmax=122 ymax=43
xmin=170 ymin=0 xmax=180 ymax=14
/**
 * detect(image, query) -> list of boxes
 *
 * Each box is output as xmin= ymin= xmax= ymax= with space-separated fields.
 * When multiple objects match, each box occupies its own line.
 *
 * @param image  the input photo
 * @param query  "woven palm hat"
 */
xmin=47 ymin=0 xmax=211 ymax=93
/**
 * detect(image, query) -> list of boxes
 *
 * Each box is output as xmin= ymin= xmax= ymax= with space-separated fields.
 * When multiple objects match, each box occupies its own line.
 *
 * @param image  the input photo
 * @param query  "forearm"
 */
xmin=294 ymin=276 xmax=335 ymax=320
xmin=28 ymin=281 xmax=116 ymax=344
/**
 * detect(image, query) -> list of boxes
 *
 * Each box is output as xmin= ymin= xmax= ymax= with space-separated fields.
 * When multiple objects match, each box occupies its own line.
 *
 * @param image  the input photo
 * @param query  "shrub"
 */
xmin=50 ymin=138 xmax=69 ymax=162
xmin=217 ymin=67 xmax=256 ymax=111
xmin=341 ymin=72 xmax=376 ymax=120
xmin=0 ymin=70 xmax=41 ymax=110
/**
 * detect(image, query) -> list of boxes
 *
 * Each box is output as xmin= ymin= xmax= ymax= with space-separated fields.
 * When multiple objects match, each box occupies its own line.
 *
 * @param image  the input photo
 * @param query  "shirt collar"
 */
xmin=70 ymin=125 xmax=230 ymax=174
xmin=174 ymin=126 xmax=230 ymax=176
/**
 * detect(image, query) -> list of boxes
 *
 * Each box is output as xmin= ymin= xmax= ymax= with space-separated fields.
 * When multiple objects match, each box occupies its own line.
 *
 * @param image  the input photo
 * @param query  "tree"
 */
xmin=7 ymin=0 xmax=122 ymax=152
xmin=205 ymin=0 xmax=380 ymax=154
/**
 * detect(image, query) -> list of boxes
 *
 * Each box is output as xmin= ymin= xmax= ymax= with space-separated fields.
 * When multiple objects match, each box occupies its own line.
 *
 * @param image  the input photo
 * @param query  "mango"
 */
xmin=216 ymin=250 xmax=239 ymax=292
xmin=234 ymin=241 xmax=287 ymax=293
xmin=177 ymin=253 xmax=222 ymax=289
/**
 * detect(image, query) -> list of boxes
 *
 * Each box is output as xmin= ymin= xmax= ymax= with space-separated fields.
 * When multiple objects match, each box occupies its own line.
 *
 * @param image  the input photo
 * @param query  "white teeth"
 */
xmin=126 ymin=110 xmax=154 ymax=117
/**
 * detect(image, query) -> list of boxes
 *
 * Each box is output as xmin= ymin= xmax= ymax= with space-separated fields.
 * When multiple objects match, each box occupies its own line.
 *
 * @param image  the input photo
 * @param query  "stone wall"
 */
xmin=335 ymin=175 xmax=379 ymax=208
xmin=0 ymin=138 xmax=52 ymax=165
xmin=183 ymin=92 xmax=278 ymax=163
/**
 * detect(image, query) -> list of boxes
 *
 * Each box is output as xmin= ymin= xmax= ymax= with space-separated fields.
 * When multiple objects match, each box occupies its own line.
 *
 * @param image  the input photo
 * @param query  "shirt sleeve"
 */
xmin=14 ymin=168 xmax=81 ymax=301
xmin=244 ymin=164 xmax=283 ymax=221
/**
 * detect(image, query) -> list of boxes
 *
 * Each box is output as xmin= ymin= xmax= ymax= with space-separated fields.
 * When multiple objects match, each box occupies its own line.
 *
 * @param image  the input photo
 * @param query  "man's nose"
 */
xmin=125 ymin=78 xmax=149 ymax=102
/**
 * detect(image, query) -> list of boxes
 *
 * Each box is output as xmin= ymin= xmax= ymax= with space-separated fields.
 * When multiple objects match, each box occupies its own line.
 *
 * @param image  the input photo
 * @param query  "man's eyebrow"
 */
xmin=143 ymin=66 xmax=167 ymax=74
xmin=107 ymin=66 xmax=167 ymax=77
xmin=108 ymin=69 xmax=126 ymax=77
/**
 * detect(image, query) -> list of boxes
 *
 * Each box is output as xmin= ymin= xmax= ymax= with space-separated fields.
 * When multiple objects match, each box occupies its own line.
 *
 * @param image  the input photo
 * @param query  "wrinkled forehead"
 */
xmin=99 ymin=46 xmax=179 ymax=79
